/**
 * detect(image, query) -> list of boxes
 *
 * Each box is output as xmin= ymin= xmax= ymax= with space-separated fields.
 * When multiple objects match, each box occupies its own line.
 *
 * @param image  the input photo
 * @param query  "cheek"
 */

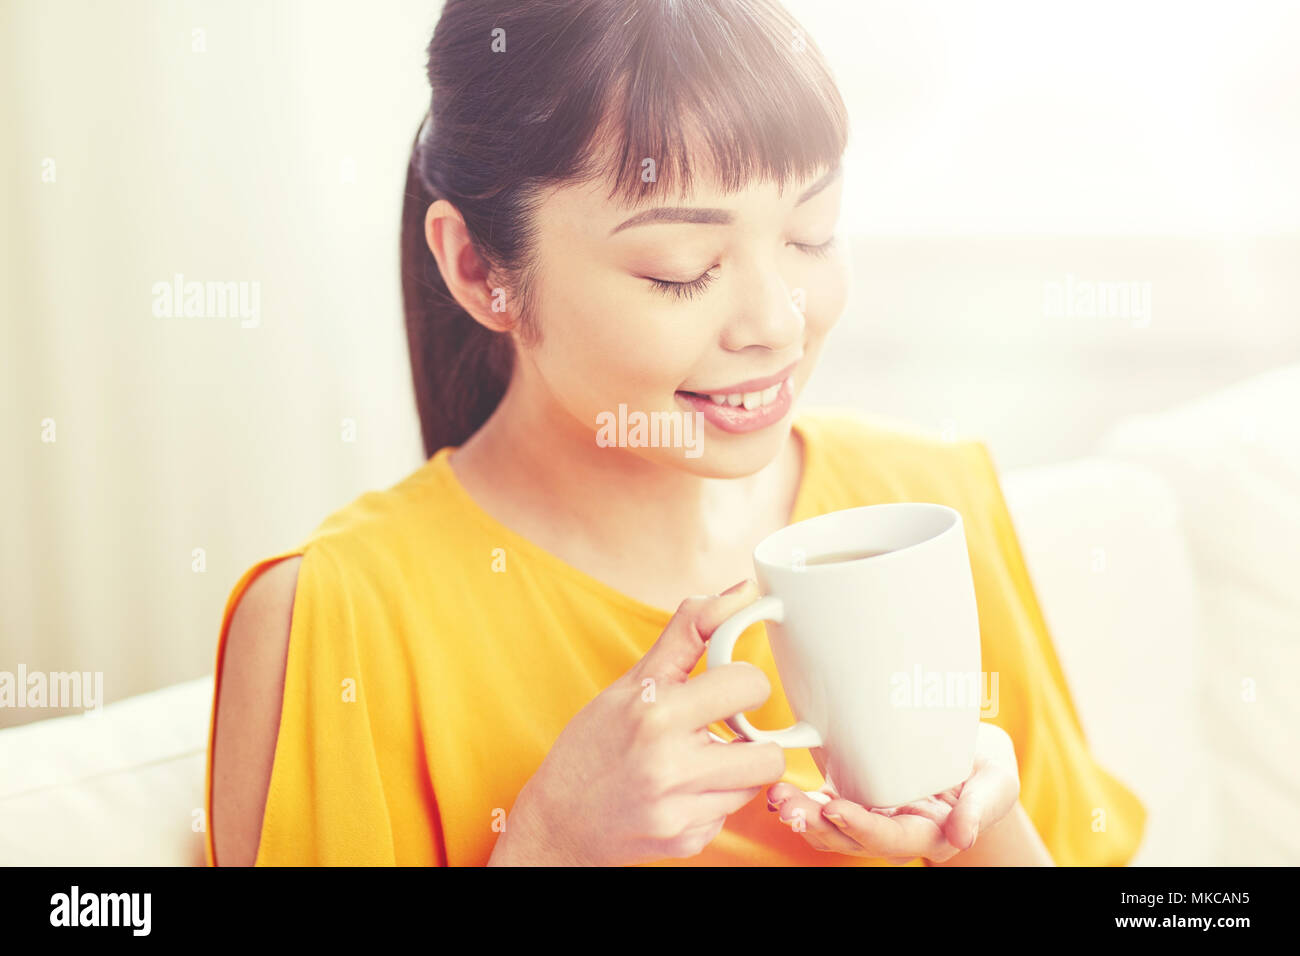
xmin=800 ymin=254 xmax=849 ymax=339
xmin=529 ymin=269 xmax=702 ymax=412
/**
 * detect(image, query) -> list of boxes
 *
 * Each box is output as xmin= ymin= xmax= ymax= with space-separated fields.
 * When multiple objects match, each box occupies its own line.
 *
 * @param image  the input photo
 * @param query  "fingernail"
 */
xmin=965 ymin=825 xmax=979 ymax=850
xmin=719 ymin=579 xmax=751 ymax=596
xmin=824 ymin=812 xmax=846 ymax=827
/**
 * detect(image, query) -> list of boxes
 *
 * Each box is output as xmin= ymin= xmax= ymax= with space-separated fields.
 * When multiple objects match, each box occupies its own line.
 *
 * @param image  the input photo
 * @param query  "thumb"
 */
xmin=632 ymin=579 xmax=759 ymax=687
xmin=944 ymin=721 xmax=1020 ymax=851
xmin=943 ymin=764 xmax=1014 ymax=852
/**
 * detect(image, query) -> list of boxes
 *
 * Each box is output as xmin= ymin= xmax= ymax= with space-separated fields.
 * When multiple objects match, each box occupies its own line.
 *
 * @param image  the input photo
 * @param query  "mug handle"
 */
xmin=706 ymin=595 xmax=823 ymax=749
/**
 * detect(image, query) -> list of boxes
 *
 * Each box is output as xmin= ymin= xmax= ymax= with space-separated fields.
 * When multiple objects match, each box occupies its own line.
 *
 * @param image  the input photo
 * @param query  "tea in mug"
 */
xmin=802 ymin=548 xmax=892 ymax=566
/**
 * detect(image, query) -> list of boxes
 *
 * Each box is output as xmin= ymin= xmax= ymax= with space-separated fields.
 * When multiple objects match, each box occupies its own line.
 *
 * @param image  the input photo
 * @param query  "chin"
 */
xmin=667 ymin=420 xmax=793 ymax=479
xmin=588 ymin=388 xmax=797 ymax=477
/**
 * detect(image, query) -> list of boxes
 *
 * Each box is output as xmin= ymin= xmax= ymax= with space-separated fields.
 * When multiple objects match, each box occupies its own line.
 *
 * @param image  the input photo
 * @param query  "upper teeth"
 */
xmin=707 ymin=379 xmax=787 ymax=410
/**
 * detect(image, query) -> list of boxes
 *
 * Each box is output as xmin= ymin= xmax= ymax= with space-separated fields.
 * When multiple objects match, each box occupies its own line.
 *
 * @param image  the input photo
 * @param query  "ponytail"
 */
xmin=400 ymin=119 xmax=514 ymax=459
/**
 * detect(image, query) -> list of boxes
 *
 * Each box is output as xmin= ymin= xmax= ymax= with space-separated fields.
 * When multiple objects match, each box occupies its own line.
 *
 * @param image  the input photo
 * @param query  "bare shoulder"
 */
xmin=211 ymin=555 xmax=302 ymax=867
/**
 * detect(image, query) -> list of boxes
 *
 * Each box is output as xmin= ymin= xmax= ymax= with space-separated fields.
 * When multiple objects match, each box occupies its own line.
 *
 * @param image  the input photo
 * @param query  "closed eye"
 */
xmin=645 ymin=237 xmax=834 ymax=300
xmin=789 ymin=237 xmax=836 ymax=258
xmin=646 ymin=269 xmax=717 ymax=301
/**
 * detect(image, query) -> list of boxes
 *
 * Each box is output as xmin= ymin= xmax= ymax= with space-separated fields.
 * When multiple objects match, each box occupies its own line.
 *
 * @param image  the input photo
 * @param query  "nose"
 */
xmin=718 ymin=253 xmax=806 ymax=354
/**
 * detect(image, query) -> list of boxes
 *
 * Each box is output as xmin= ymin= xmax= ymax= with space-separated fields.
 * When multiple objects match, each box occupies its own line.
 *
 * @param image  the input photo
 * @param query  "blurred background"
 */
xmin=2 ymin=0 xmax=1298 ymax=866
xmin=3 ymin=0 xmax=1297 ymax=717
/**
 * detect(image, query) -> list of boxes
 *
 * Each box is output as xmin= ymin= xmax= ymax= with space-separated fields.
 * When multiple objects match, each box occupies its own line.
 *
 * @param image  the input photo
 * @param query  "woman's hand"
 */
xmin=766 ymin=720 xmax=1021 ymax=863
xmin=490 ymin=580 xmax=787 ymax=867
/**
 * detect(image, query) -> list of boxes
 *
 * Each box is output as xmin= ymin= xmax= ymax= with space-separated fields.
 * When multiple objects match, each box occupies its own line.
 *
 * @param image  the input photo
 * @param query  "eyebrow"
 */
xmin=607 ymin=159 xmax=842 ymax=236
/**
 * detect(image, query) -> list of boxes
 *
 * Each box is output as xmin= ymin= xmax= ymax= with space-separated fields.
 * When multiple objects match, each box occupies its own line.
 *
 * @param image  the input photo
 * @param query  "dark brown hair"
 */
xmin=401 ymin=0 xmax=849 ymax=457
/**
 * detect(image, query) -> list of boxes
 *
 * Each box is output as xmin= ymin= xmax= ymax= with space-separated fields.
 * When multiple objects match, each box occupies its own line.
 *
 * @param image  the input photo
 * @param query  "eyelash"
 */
xmin=645 ymin=238 xmax=836 ymax=300
xmin=647 ymin=271 xmax=717 ymax=301
xmin=792 ymin=236 xmax=837 ymax=259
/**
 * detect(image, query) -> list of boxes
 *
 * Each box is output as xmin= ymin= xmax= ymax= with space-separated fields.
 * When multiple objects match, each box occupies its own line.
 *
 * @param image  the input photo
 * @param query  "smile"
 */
xmin=675 ymin=376 xmax=795 ymax=434
xmin=691 ymin=383 xmax=784 ymax=410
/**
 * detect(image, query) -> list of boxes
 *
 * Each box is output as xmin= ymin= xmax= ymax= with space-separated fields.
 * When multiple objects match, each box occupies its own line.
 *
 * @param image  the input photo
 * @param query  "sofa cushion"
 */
xmin=0 ymin=676 xmax=212 ymax=866
xmin=1096 ymin=362 xmax=1300 ymax=865
xmin=999 ymin=457 xmax=1214 ymax=865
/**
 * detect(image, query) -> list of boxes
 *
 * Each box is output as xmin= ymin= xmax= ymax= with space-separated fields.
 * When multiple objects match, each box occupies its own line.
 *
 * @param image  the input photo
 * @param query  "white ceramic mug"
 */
xmin=706 ymin=502 xmax=982 ymax=808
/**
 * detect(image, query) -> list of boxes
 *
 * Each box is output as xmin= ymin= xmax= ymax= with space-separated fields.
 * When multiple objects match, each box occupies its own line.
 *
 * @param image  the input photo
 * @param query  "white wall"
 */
xmin=798 ymin=0 xmax=1300 ymax=237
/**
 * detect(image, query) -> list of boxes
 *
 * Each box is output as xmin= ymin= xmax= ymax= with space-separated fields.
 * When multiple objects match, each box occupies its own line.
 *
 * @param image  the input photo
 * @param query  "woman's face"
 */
xmin=516 ymin=154 xmax=849 ymax=478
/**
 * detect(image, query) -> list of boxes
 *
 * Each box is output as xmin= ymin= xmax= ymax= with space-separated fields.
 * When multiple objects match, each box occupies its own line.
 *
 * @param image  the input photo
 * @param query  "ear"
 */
xmin=424 ymin=199 xmax=514 ymax=332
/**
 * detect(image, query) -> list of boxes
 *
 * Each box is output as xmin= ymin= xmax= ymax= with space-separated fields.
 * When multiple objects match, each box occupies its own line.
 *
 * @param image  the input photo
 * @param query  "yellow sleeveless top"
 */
xmin=204 ymin=408 xmax=1146 ymax=866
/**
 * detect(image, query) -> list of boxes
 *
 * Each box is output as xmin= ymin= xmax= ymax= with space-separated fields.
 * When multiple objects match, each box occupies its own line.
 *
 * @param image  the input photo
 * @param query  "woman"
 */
xmin=206 ymin=0 xmax=1146 ymax=866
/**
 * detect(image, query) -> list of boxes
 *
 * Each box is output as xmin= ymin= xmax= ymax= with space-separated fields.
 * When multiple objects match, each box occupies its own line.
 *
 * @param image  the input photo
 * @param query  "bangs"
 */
xmin=530 ymin=0 xmax=849 ymax=207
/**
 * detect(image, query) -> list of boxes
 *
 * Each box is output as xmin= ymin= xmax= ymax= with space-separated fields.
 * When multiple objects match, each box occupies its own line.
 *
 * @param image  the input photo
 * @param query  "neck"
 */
xmin=447 ymin=362 xmax=803 ymax=569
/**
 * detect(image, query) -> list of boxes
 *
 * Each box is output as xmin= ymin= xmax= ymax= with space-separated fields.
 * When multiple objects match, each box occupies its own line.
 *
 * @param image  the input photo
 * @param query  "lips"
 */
xmin=676 ymin=376 xmax=795 ymax=434
xmin=681 ymin=360 xmax=801 ymax=399
xmin=683 ymin=381 xmax=785 ymax=411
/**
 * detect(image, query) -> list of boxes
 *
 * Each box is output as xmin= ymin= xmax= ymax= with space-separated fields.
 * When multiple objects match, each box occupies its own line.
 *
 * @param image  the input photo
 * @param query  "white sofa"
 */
xmin=4 ymin=364 xmax=1296 ymax=866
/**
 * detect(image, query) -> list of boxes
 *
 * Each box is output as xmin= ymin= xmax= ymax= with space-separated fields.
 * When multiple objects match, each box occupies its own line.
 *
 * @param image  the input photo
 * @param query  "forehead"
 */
xmin=529 ymin=91 xmax=843 ymax=232
xmin=535 ymin=155 xmax=838 ymax=238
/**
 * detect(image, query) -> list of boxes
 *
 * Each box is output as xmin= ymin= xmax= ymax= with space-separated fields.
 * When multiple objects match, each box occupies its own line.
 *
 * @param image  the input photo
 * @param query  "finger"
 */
xmin=699 ymin=719 xmax=741 ymax=744
xmin=977 ymin=720 xmax=1020 ymax=769
xmin=768 ymin=776 xmax=838 ymax=807
xmin=675 ymin=815 xmax=727 ymax=851
xmin=885 ymin=793 xmax=957 ymax=830
xmin=673 ymin=786 xmax=764 ymax=830
xmin=818 ymin=797 xmax=956 ymax=860
xmin=680 ymin=737 xmax=787 ymax=792
xmin=632 ymin=580 xmax=759 ymax=686
xmin=670 ymin=659 xmax=772 ymax=732
xmin=770 ymin=788 xmax=868 ymax=854
xmin=942 ymin=759 xmax=1018 ymax=852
